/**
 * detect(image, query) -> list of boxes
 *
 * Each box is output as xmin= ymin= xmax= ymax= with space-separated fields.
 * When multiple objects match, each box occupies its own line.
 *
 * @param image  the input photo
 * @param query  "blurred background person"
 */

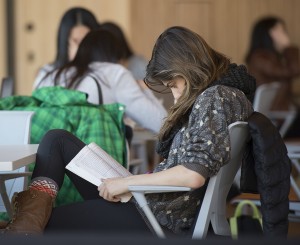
xmin=100 ymin=21 xmax=148 ymax=83
xmin=100 ymin=21 xmax=173 ymax=111
xmin=33 ymin=7 xmax=99 ymax=88
xmin=33 ymin=29 xmax=167 ymax=135
xmin=245 ymin=16 xmax=300 ymax=138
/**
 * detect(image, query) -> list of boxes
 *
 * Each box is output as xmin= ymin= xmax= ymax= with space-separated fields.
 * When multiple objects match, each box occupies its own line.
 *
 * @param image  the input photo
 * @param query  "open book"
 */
xmin=66 ymin=142 xmax=132 ymax=202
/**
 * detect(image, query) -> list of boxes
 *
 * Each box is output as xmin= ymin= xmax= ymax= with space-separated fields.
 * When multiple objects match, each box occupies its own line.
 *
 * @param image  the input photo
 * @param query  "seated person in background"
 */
xmin=33 ymin=29 xmax=167 ymax=134
xmin=245 ymin=16 xmax=300 ymax=112
xmin=34 ymin=7 xmax=99 ymax=86
xmin=101 ymin=21 xmax=174 ymax=111
xmin=100 ymin=21 xmax=148 ymax=82
xmin=245 ymin=16 xmax=300 ymax=138
xmin=3 ymin=26 xmax=255 ymax=236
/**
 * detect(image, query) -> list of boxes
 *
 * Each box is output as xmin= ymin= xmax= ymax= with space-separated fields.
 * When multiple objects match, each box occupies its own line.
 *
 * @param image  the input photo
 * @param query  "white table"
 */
xmin=0 ymin=144 xmax=38 ymax=217
xmin=0 ymin=144 xmax=39 ymax=171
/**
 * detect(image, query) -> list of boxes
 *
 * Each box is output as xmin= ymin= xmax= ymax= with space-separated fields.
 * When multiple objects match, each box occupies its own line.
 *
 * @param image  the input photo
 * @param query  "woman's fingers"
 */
xmin=98 ymin=181 xmax=121 ymax=202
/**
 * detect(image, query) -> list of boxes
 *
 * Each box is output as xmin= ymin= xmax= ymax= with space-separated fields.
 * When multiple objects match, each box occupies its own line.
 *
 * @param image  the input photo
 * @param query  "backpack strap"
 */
xmin=75 ymin=73 xmax=103 ymax=105
xmin=87 ymin=74 xmax=103 ymax=105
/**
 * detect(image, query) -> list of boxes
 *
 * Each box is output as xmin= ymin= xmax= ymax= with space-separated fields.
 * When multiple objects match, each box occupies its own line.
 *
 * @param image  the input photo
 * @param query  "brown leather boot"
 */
xmin=0 ymin=220 xmax=8 ymax=229
xmin=3 ymin=189 xmax=54 ymax=235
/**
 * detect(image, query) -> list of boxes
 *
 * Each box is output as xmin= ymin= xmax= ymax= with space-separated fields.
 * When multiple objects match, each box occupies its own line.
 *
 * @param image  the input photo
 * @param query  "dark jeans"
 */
xmin=33 ymin=129 xmax=151 ymax=234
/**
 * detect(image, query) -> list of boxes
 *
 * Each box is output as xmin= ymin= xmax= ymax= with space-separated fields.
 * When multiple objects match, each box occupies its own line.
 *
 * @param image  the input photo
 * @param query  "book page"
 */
xmin=66 ymin=143 xmax=132 ymax=202
xmin=88 ymin=142 xmax=131 ymax=177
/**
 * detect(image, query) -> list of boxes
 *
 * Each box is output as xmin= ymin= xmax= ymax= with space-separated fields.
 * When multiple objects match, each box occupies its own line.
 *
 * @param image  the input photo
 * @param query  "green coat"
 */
xmin=0 ymin=86 xmax=127 ymax=207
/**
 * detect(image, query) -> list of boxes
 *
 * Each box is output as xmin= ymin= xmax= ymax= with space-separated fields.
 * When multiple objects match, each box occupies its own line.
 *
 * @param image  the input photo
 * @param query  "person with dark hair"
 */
xmin=2 ymin=26 xmax=255 ymax=236
xmin=101 ymin=21 xmax=173 ymax=115
xmin=33 ymin=29 xmax=166 ymax=134
xmin=33 ymin=7 xmax=99 ymax=88
xmin=245 ymin=16 xmax=300 ymax=112
xmin=100 ymin=21 xmax=148 ymax=82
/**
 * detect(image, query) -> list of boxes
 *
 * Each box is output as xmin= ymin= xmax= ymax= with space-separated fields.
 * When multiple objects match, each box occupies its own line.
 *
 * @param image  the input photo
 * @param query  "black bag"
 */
xmin=230 ymin=200 xmax=263 ymax=239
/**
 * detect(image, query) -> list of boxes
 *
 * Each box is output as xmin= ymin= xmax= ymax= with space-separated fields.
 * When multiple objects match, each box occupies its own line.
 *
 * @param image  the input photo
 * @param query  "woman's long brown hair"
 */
xmin=145 ymin=26 xmax=230 ymax=141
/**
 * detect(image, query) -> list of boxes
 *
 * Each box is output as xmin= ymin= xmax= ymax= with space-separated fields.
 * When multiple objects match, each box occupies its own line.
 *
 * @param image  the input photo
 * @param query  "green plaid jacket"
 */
xmin=0 ymin=86 xmax=126 ymax=207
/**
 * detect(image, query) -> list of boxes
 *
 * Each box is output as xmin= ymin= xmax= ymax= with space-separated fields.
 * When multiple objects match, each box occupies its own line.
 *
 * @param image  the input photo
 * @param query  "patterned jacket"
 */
xmin=142 ymin=85 xmax=253 ymax=235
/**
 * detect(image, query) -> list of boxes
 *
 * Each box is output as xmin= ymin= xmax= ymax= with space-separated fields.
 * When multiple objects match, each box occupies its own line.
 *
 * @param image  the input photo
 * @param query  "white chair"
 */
xmin=0 ymin=77 xmax=14 ymax=99
xmin=129 ymin=121 xmax=249 ymax=239
xmin=284 ymin=144 xmax=300 ymax=222
xmin=0 ymin=110 xmax=34 ymax=218
xmin=129 ymin=128 xmax=159 ymax=174
xmin=253 ymin=82 xmax=297 ymax=138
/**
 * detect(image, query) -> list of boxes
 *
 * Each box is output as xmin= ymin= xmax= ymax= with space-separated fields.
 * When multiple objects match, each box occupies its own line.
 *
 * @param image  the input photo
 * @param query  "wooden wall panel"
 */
xmin=131 ymin=0 xmax=170 ymax=62
xmin=174 ymin=1 xmax=213 ymax=42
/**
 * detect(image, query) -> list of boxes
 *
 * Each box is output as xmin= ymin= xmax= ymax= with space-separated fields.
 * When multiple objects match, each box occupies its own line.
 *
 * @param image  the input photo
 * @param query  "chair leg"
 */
xmin=0 ymin=172 xmax=32 ymax=218
xmin=211 ymin=213 xmax=231 ymax=236
xmin=0 ymin=178 xmax=13 ymax=218
xmin=131 ymin=192 xmax=166 ymax=238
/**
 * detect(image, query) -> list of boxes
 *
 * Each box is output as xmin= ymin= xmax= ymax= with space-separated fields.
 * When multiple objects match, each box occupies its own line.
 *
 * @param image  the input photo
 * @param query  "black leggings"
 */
xmin=32 ymin=129 xmax=98 ymax=200
xmin=33 ymin=129 xmax=151 ymax=234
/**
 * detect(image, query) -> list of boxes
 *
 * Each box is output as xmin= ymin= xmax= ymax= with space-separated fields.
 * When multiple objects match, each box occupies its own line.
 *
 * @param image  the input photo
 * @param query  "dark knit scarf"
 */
xmin=156 ymin=63 xmax=256 ymax=158
xmin=210 ymin=63 xmax=256 ymax=103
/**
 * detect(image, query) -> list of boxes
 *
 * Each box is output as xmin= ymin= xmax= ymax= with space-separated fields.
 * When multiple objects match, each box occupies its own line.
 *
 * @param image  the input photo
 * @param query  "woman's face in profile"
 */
xmin=163 ymin=77 xmax=186 ymax=104
xmin=68 ymin=25 xmax=90 ymax=61
xmin=269 ymin=22 xmax=291 ymax=53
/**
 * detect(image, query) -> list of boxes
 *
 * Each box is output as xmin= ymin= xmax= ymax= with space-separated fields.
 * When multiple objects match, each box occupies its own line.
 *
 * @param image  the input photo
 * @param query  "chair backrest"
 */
xmin=192 ymin=121 xmax=249 ymax=239
xmin=0 ymin=77 xmax=14 ymax=98
xmin=0 ymin=110 xmax=34 ymax=145
xmin=252 ymin=82 xmax=297 ymax=137
xmin=253 ymin=82 xmax=281 ymax=114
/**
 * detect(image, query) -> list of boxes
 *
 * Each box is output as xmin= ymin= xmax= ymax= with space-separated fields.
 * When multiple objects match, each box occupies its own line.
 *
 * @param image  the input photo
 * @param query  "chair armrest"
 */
xmin=268 ymin=110 xmax=297 ymax=119
xmin=0 ymin=172 xmax=32 ymax=181
xmin=128 ymin=185 xmax=191 ymax=194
